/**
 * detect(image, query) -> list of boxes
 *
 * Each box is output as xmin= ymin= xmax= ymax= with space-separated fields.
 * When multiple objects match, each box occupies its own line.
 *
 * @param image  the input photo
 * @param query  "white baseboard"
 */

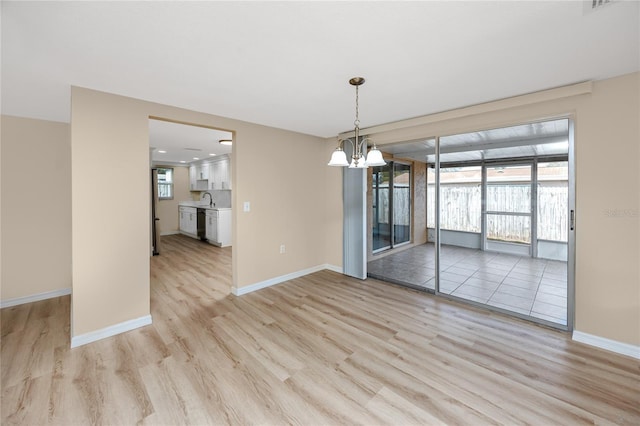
xmin=572 ymin=330 xmax=640 ymax=359
xmin=71 ymin=315 xmax=153 ymax=348
xmin=232 ymin=264 xmax=344 ymax=296
xmin=1 ymin=288 xmax=72 ymax=309
xmin=325 ymin=264 xmax=343 ymax=274
xmin=160 ymin=231 xmax=180 ymax=236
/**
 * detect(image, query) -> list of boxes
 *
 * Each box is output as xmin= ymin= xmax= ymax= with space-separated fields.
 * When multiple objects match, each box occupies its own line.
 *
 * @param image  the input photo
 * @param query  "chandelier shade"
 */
xmin=364 ymin=147 xmax=386 ymax=167
xmin=328 ymin=147 xmax=350 ymax=166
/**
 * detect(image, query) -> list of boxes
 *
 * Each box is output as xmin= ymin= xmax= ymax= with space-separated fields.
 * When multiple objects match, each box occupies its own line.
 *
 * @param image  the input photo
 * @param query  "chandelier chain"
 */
xmin=354 ymin=85 xmax=360 ymax=128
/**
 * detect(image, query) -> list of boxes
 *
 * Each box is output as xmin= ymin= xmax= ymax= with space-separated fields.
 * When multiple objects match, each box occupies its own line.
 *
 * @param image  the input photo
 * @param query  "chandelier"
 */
xmin=327 ymin=77 xmax=386 ymax=168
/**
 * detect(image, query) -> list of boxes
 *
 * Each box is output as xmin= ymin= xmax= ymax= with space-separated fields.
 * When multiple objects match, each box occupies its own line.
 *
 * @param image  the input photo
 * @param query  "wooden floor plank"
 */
xmin=1 ymin=234 xmax=639 ymax=425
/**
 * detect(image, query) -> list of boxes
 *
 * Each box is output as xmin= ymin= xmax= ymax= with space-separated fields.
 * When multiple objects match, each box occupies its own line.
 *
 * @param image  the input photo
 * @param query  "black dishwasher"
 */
xmin=196 ymin=208 xmax=206 ymax=240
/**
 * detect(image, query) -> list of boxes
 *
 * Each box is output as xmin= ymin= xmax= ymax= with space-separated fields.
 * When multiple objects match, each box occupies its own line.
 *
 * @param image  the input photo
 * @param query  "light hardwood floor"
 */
xmin=2 ymin=234 xmax=639 ymax=425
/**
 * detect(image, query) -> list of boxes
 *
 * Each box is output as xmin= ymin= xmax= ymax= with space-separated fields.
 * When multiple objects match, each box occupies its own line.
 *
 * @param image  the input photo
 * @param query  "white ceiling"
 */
xmin=149 ymin=119 xmax=232 ymax=165
xmin=2 ymin=1 xmax=639 ymax=138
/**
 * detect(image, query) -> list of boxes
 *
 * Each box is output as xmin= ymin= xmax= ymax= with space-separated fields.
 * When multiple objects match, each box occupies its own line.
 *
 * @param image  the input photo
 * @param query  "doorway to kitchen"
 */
xmin=149 ymin=117 xmax=233 ymax=249
xmin=148 ymin=117 xmax=235 ymax=294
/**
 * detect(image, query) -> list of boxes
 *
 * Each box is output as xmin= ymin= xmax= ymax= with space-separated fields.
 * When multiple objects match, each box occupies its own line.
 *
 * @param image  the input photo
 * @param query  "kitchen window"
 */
xmin=157 ymin=168 xmax=174 ymax=200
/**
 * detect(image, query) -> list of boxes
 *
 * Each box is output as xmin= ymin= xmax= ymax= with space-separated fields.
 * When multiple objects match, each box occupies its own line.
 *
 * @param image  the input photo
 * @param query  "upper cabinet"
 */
xmin=189 ymin=165 xmax=197 ymax=190
xmin=189 ymin=154 xmax=232 ymax=191
xmin=197 ymin=163 xmax=209 ymax=180
xmin=210 ymin=156 xmax=232 ymax=190
xmin=190 ymin=163 xmax=209 ymax=191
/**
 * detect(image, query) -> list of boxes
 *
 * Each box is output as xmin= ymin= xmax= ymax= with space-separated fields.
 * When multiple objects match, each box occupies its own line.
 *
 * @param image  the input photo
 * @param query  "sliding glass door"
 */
xmin=434 ymin=119 xmax=572 ymax=329
xmin=366 ymin=118 xmax=574 ymax=330
xmin=372 ymin=162 xmax=411 ymax=253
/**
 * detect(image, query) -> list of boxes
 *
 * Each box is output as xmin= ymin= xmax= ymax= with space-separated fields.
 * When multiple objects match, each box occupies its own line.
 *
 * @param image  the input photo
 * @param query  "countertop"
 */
xmin=178 ymin=202 xmax=231 ymax=211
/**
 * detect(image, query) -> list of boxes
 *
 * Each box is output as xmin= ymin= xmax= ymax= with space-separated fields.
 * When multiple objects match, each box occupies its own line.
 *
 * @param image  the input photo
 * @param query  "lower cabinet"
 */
xmin=205 ymin=209 xmax=231 ymax=247
xmin=179 ymin=206 xmax=199 ymax=238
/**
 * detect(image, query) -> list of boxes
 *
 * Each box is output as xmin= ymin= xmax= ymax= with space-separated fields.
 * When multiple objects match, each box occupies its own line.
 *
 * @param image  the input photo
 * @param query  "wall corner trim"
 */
xmin=0 ymin=288 xmax=72 ymax=309
xmin=232 ymin=264 xmax=344 ymax=296
xmin=324 ymin=264 xmax=344 ymax=274
xmin=160 ymin=231 xmax=181 ymax=236
xmin=70 ymin=315 xmax=153 ymax=348
xmin=572 ymin=330 xmax=640 ymax=360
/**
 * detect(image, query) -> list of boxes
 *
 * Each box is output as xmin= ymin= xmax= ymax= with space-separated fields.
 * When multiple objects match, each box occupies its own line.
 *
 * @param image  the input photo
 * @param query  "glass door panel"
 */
xmin=393 ymin=163 xmax=411 ymax=246
xmin=433 ymin=121 xmax=570 ymax=330
xmin=372 ymin=165 xmax=391 ymax=252
xmin=533 ymin=160 xmax=569 ymax=325
xmin=537 ymin=161 xmax=568 ymax=243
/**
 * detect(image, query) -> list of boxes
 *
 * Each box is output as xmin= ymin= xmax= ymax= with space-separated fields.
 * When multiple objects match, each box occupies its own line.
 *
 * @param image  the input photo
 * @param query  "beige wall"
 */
xmin=360 ymin=72 xmax=640 ymax=346
xmin=1 ymin=116 xmax=72 ymax=301
xmin=71 ymin=88 xmax=151 ymax=335
xmin=323 ymin=138 xmax=344 ymax=269
xmin=573 ymin=73 xmax=639 ymax=345
xmin=154 ymin=165 xmax=190 ymax=235
xmin=71 ymin=87 xmax=331 ymax=338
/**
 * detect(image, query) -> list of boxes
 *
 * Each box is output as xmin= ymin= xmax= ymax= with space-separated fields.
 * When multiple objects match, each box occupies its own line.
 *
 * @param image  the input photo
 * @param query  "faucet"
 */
xmin=202 ymin=192 xmax=213 ymax=207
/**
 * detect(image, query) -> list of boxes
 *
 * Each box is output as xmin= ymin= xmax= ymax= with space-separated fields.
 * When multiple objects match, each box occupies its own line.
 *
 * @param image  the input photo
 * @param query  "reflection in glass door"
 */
xmin=393 ymin=163 xmax=411 ymax=246
xmin=372 ymin=162 xmax=411 ymax=253
xmin=372 ymin=166 xmax=391 ymax=251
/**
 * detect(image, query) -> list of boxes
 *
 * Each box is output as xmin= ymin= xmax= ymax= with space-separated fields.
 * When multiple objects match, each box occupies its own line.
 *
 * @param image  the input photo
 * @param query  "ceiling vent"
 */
xmin=584 ymin=0 xmax=615 ymax=14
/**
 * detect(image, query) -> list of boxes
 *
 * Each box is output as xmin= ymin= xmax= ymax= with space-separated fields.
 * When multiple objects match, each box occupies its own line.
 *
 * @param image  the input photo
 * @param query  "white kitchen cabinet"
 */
xmin=209 ymin=155 xmax=232 ymax=190
xmin=189 ymin=166 xmax=197 ymax=190
xmin=189 ymin=163 xmax=209 ymax=191
xmin=179 ymin=206 xmax=198 ymax=238
xmin=197 ymin=163 xmax=209 ymax=180
xmin=190 ymin=155 xmax=232 ymax=191
xmin=220 ymin=158 xmax=231 ymax=189
xmin=205 ymin=210 xmax=218 ymax=242
xmin=205 ymin=209 xmax=231 ymax=247
xmin=210 ymin=163 xmax=219 ymax=189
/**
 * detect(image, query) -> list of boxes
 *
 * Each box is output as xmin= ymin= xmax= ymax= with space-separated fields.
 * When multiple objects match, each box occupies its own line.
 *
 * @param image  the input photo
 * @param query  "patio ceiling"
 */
xmin=384 ymin=119 xmax=569 ymax=164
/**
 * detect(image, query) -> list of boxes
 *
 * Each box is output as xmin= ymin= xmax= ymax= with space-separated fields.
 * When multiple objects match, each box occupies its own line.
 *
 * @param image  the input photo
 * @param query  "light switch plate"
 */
xmin=243 ymin=201 xmax=250 ymax=212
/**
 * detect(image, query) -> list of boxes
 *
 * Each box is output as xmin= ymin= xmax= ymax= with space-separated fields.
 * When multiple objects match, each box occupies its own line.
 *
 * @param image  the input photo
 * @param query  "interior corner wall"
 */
xmin=71 ymin=87 xmax=331 ymax=339
xmin=1 ymin=115 xmax=71 ymax=302
xmin=362 ymin=72 xmax=640 ymax=347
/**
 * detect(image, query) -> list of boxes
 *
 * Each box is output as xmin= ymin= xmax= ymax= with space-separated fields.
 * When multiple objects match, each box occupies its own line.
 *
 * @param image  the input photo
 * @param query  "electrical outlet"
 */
xmin=279 ymin=244 xmax=285 ymax=254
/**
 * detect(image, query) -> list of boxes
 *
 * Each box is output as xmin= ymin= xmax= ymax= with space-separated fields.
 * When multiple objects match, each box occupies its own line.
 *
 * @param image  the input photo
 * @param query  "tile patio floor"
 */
xmin=368 ymin=243 xmax=568 ymax=326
